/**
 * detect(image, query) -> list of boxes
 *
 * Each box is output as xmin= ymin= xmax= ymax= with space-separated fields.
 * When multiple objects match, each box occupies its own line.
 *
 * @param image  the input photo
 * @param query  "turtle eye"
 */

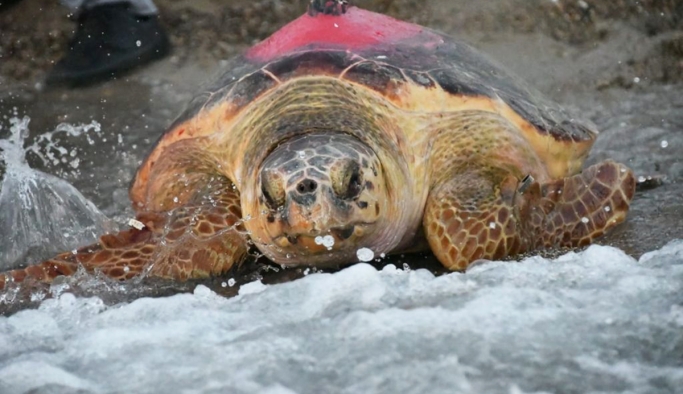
xmin=332 ymin=160 xmax=363 ymax=199
xmin=261 ymin=170 xmax=285 ymax=209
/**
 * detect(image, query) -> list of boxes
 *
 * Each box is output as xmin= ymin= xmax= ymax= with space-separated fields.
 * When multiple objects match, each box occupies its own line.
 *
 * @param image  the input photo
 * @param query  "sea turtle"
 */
xmin=0 ymin=1 xmax=636 ymax=289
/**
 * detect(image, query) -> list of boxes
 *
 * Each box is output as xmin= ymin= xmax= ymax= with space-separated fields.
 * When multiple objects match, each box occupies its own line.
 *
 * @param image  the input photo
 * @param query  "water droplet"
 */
xmin=136 ymin=40 xmax=141 ymax=47
xmin=228 ymin=278 xmax=236 ymax=287
xmin=356 ymin=247 xmax=374 ymax=262
xmin=489 ymin=222 xmax=496 ymax=229
xmin=604 ymin=206 xmax=611 ymax=212
xmin=660 ymin=140 xmax=669 ymax=148
xmin=128 ymin=218 xmax=145 ymax=230
xmin=581 ymin=217 xmax=589 ymax=224
xmin=30 ymin=291 xmax=46 ymax=302
xmin=315 ymin=235 xmax=335 ymax=249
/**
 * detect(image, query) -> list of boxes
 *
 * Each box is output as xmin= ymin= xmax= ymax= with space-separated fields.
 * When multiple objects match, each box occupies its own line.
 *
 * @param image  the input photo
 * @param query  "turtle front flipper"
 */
xmin=0 ymin=177 xmax=248 ymax=289
xmin=423 ymin=161 xmax=636 ymax=271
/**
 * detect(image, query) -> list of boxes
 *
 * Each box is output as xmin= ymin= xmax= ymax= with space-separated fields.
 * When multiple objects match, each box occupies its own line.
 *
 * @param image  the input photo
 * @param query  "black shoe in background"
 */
xmin=46 ymin=3 xmax=171 ymax=87
xmin=0 ymin=0 xmax=22 ymax=13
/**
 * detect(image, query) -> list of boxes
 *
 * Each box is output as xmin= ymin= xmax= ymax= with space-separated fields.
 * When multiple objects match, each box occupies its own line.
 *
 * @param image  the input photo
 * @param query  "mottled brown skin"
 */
xmin=254 ymin=133 xmax=387 ymax=265
xmin=0 ymin=7 xmax=637 ymax=290
xmin=0 ymin=177 xmax=247 ymax=289
xmin=424 ymin=159 xmax=635 ymax=270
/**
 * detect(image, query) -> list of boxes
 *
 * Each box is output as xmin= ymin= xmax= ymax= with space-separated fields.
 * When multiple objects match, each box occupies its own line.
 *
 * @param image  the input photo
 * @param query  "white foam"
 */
xmin=1 ymin=241 xmax=682 ymax=393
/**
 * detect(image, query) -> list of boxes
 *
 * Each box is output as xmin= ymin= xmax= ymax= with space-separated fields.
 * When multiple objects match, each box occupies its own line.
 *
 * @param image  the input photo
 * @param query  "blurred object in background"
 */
xmin=0 ymin=0 xmax=22 ymax=12
xmin=43 ymin=0 xmax=170 ymax=86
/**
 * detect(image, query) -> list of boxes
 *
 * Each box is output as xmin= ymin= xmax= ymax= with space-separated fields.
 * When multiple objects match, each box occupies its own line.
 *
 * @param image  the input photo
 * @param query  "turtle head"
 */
xmin=246 ymin=133 xmax=387 ymax=265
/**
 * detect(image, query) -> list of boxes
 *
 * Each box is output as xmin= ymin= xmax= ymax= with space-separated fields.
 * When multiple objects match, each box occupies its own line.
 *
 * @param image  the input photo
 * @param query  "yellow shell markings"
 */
xmin=137 ymin=72 xmax=591 ymax=187
xmin=129 ymin=65 xmax=597 ymax=259
xmin=388 ymin=79 xmax=595 ymax=179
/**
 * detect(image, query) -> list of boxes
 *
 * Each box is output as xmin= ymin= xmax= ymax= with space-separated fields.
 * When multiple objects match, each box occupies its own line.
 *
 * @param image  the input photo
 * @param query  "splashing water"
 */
xmin=0 ymin=117 xmax=114 ymax=270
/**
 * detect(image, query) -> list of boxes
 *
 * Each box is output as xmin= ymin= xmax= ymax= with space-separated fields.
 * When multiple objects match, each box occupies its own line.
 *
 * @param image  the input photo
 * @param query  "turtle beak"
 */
xmin=282 ymin=197 xmax=325 ymax=236
xmin=271 ymin=188 xmax=366 ymax=252
xmin=273 ymin=224 xmax=364 ymax=253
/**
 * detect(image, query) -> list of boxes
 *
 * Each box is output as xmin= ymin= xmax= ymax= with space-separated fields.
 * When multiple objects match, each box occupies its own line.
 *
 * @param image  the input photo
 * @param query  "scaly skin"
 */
xmin=0 ymin=177 xmax=247 ymax=289
xmin=424 ymin=161 xmax=636 ymax=270
xmin=422 ymin=110 xmax=635 ymax=270
xmin=250 ymin=133 xmax=389 ymax=265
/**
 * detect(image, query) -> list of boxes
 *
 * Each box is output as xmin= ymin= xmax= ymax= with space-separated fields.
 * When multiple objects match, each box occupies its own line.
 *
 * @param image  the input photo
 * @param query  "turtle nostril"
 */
xmin=296 ymin=179 xmax=318 ymax=194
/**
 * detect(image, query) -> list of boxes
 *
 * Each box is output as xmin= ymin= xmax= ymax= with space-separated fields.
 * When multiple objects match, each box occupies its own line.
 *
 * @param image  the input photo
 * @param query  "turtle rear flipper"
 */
xmin=423 ymin=161 xmax=636 ymax=271
xmin=0 ymin=178 xmax=248 ymax=289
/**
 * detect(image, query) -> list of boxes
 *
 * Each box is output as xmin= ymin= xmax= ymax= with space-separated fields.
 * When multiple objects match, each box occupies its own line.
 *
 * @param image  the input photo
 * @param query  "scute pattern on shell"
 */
xmin=166 ymin=9 xmax=596 ymax=145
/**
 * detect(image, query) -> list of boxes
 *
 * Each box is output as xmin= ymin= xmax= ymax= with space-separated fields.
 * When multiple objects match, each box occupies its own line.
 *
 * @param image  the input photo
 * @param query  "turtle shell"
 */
xmin=133 ymin=7 xmax=597 ymax=203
